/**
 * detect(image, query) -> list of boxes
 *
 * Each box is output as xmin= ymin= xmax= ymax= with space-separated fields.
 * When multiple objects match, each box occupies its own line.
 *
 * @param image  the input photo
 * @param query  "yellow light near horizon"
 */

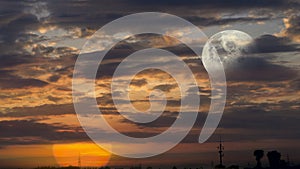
xmin=53 ymin=142 xmax=111 ymax=167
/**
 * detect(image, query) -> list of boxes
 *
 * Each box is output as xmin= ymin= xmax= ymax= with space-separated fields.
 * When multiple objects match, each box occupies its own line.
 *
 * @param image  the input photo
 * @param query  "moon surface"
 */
xmin=202 ymin=30 xmax=253 ymax=70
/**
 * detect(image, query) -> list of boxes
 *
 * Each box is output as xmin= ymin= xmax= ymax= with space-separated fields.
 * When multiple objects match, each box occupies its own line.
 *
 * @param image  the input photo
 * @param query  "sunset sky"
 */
xmin=0 ymin=0 xmax=300 ymax=168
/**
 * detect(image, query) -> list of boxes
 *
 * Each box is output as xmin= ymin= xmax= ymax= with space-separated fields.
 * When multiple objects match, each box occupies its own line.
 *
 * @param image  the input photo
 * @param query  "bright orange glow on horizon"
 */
xmin=53 ymin=142 xmax=111 ymax=167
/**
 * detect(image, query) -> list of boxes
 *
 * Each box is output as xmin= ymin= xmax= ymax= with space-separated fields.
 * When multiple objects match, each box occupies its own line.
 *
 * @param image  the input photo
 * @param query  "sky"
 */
xmin=0 ymin=0 xmax=300 ymax=168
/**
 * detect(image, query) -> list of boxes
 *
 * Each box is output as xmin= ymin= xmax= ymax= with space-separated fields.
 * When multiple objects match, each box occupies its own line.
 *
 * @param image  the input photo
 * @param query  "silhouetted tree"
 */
xmin=172 ymin=166 xmax=177 ymax=169
xmin=254 ymin=150 xmax=264 ymax=169
xmin=99 ymin=166 xmax=110 ymax=169
xmin=267 ymin=151 xmax=281 ymax=169
xmin=227 ymin=165 xmax=239 ymax=169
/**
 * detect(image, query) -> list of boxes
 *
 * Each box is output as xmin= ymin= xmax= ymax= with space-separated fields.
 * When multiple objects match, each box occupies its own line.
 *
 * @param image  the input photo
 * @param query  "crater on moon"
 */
xmin=202 ymin=30 xmax=253 ymax=70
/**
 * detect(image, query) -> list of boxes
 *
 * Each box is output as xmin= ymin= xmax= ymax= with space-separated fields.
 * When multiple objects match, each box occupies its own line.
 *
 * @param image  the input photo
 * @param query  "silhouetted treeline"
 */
xmin=35 ymin=166 xmax=80 ymax=169
xmin=245 ymin=150 xmax=299 ymax=169
xmin=26 ymin=149 xmax=300 ymax=169
xmin=35 ymin=166 xmax=98 ymax=169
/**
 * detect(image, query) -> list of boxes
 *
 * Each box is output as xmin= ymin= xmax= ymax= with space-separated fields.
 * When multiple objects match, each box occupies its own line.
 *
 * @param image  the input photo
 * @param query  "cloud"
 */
xmin=20 ymin=0 xmax=298 ymax=36
xmin=279 ymin=15 xmax=300 ymax=42
xmin=0 ymin=120 xmax=88 ymax=145
xmin=0 ymin=0 xmax=299 ymax=55
xmin=218 ymin=105 xmax=300 ymax=140
xmin=0 ymin=9 xmax=38 ymax=45
xmin=116 ymin=0 xmax=293 ymax=9
xmin=290 ymin=78 xmax=300 ymax=90
xmin=0 ymin=103 xmax=75 ymax=117
xmin=0 ymin=1 xmax=300 ymax=165
xmin=185 ymin=15 xmax=272 ymax=27
xmin=48 ymin=74 xmax=61 ymax=82
xmin=0 ymin=73 xmax=48 ymax=89
xmin=29 ymin=44 xmax=78 ymax=58
xmin=152 ymin=84 xmax=177 ymax=92
xmin=24 ymin=1 xmax=50 ymax=22
xmin=81 ymin=35 xmax=195 ymax=80
xmin=130 ymin=78 xmax=148 ymax=87
xmin=249 ymin=34 xmax=299 ymax=53
xmin=222 ymin=34 xmax=299 ymax=82
xmin=117 ymin=111 xmax=178 ymax=137
xmin=225 ymin=56 xmax=298 ymax=81
xmin=114 ymin=109 xmax=211 ymax=143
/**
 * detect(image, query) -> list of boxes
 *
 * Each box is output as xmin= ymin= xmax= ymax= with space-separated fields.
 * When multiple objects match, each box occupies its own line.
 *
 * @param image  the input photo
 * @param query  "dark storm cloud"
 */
xmin=0 ymin=103 xmax=75 ymax=117
xmin=185 ymin=16 xmax=272 ymax=27
xmin=130 ymin=78 xmax=148 ymax=87
xmin=117 ymin=111 xmax=178 ymax=138
xmin=281 ymin=14 xmax=300 ymax=42
xmin=0 ymin=13 xmax=37 ymax=44
xmin=152 ymin=84 xmax=177 ymax=92
xmin=0 ymin=1 xmax=23 ymax=15
xmin=224 ymin=34 xmax=299 ymax=82
xmin=31 ymin=44 xmax=79 ymax=58
xmin=118 ymin=110 xmax=209 ymax=142
xmin=0 ymin=54 xmax=30 ymax=68
xmin=288 ymin=15 xmax=300 ymax=30
xmin=186 ymin=86 xmax=211 ymax=96
xmin=123 ymin=0 xmax=293 ymax=9
xmin=0 ymin=73 xmax=48 ymax=89
xmin=164 ymin=44 xmax=199 ymax=57
xmin=290 ymin=78 xmax=300 ymax=90
xmin=47 ymin=0 xmax=298 ymax=19
xmin=250 ymin=35 xmax=300 ymax=53
xmin=0 ymin=0 xmax=300 ymax=153
xmin=89 ymin=36 xmax=196 ymax=79
xmin=0 ymin=120 xmax=88 ymax=145
xmin=1 ymin=0 xmax=297 ymax=88
xmin=225 ymin=56 xmax=298 ymax=82
xmin=97 ymin=93 xmax=114 ymax=107
xmin=48 ymin=74 xmax=61 ymax=82
xmin=5 ymin=0 xmax=292 ymax=37
xmin=82 ymin=46 xmax=135 ymax=79
xmin=0 ymin=0 xmax=299 ymax=51
xmin=0 ymin=1 xmax=50 ymax=64
xmin=283 ymin=15 xmax=300 ymax=40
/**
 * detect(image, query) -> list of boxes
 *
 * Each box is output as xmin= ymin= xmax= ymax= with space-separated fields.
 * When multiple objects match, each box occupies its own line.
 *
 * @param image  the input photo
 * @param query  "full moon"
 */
xmin=202 ymin=30 xmax=253 ymax=70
